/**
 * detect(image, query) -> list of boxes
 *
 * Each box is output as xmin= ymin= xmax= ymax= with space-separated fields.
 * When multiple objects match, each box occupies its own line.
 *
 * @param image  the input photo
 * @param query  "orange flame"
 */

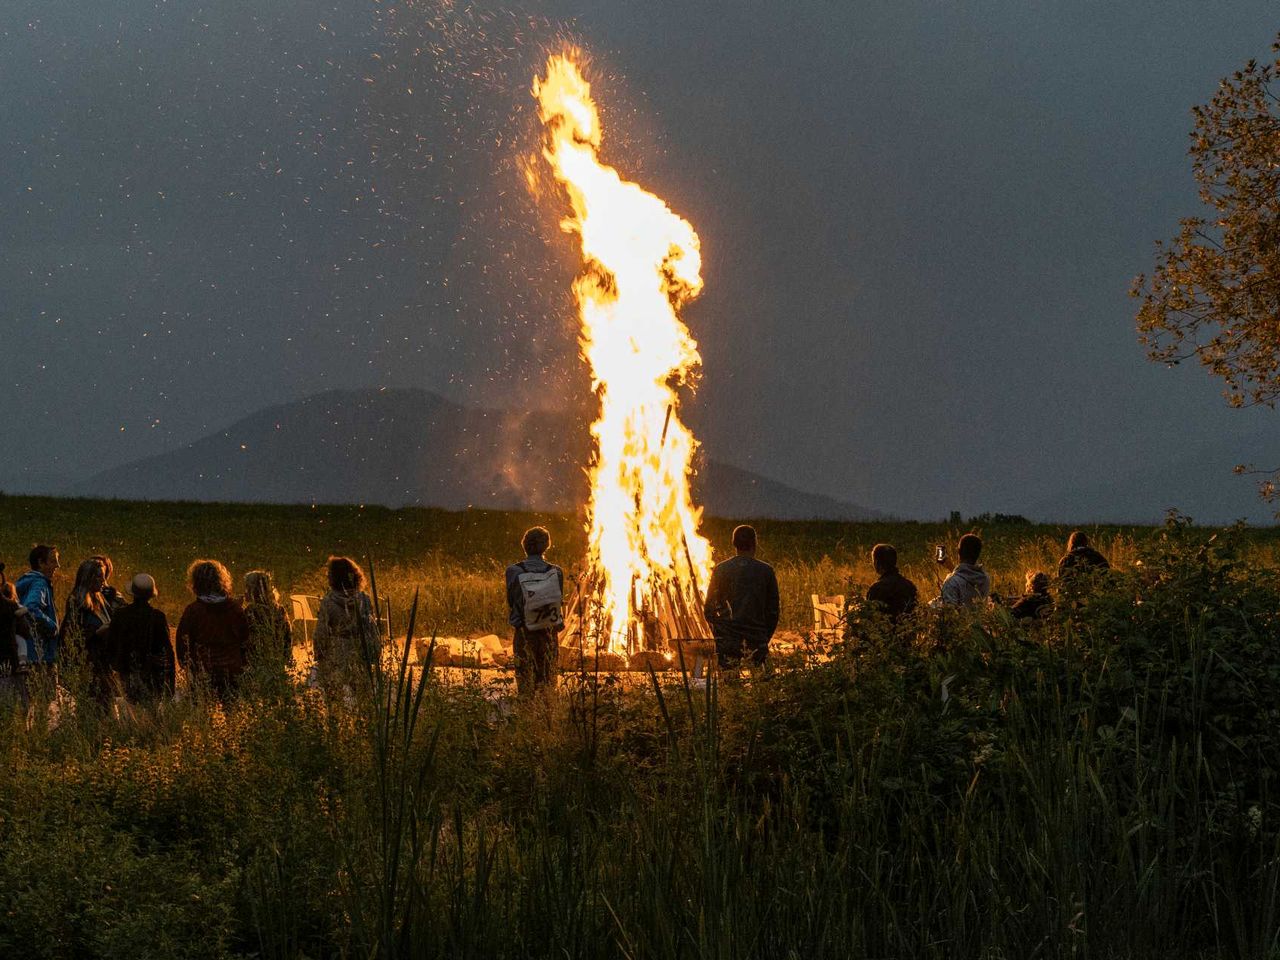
xmin=534 ymin=53 xmax=712 ymax=651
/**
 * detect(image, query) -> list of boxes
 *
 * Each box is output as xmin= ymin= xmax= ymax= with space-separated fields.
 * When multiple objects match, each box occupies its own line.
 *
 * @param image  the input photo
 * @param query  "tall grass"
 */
xmin=2 ymin=504 xmax=1280 ymax=957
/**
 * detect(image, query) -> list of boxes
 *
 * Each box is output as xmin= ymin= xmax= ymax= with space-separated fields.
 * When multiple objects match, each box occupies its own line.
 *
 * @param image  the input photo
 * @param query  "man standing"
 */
xmin=937 ymin=534 xmax=991 ymax=608
xmin=16 ymin=545 xmax=60 ymax=666
xmin=107 ymin=574 xmax=175 ymax=702
xmin=865 ymin=543 xmax=918 ymax=620
xmin=704 ymin=525 xmax=780 ymax=669
xmin=505 ymin=526 xmax=564 ymax=695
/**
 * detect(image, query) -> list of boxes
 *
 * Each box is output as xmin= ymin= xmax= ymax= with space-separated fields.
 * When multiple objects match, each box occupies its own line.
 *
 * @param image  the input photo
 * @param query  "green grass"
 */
xmin=4 ymin=493 xmax=1276 ymax=636
xmin=3 ymin=496 xmax=1280 ymax=958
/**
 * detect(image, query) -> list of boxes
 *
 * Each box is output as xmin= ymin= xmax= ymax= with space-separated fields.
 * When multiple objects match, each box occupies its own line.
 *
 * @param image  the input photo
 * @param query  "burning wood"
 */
xmin=534 ymin=53 xmax=715 ymax=655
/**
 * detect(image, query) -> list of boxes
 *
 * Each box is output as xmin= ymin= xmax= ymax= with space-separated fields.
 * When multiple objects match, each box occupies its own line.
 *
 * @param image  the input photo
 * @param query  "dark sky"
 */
xmin=3 ymin=0 xmax=1277 ymax=519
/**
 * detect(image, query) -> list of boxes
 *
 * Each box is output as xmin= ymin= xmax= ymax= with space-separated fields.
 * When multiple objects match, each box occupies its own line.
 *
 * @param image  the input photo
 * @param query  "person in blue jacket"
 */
xmin=15 ymin=544 xmax=60 ymax=665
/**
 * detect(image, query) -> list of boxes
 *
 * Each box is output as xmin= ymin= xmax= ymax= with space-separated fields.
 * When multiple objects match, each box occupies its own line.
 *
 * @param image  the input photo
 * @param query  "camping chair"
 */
xmin=289 ymin=595 xmax=322 ymax=643
xmin=811 ymin=594 xmax=847 ymax=640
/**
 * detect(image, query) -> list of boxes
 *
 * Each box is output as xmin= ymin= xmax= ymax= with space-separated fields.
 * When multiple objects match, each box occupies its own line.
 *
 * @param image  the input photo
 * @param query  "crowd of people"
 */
xmin=0 ymin=525 xmax=1111 ymax=704
xmin=0 ymin=547 xmax=381 ymax=707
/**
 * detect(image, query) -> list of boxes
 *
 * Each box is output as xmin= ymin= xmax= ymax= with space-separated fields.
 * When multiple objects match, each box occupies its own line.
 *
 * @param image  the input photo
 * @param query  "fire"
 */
xmin=533 ymin=52 xmax=713 ymax=653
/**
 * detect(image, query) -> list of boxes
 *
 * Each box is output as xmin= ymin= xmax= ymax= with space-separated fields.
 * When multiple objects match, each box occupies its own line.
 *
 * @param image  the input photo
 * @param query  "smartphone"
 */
xmin=935 ymin=545 xmax=946 ymax=564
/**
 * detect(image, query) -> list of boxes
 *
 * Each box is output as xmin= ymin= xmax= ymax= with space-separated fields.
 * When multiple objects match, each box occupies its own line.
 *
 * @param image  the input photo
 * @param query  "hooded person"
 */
xmin=107 ymin=574 xmax=175 ymax=701
xmin=313 ymin=556 xmax=379 ymax=677
xmin=176 ymin=559 xmax=250 ymax=698
xmin=935 ymin=534 xmax=991 ymax=608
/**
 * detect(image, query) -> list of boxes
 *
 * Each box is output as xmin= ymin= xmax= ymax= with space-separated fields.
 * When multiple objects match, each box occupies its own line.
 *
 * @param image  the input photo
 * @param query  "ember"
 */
xmin=533 ymin=53 xmax=713 ymax=654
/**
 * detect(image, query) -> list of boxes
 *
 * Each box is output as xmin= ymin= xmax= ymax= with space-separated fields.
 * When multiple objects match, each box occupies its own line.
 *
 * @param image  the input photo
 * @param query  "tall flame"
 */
xmin=534 ymin=53 xmax=712 ymax=651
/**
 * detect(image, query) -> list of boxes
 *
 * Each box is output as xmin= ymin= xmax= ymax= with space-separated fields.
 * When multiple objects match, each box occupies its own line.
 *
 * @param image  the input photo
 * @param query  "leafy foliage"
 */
xmin=1134 ymin=33 xmax=1280 ymax=413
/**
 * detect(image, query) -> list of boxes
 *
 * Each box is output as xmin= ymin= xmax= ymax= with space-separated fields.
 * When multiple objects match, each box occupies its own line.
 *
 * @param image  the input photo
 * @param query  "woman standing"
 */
xmin=313 ymin=556 xmax=379 ymax=681
xmin=176 ymin=559 xmax=249 ymax=698
xmin=242 ymin=570 xmax=292 ymax=667
xmin=59 ymin=558 xmax=115 ymax=704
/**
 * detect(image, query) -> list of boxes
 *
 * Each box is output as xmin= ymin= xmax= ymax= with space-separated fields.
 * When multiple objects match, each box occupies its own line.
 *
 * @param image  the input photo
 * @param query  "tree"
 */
xmin=1133 ymin=34 xmax=1280 ymax=411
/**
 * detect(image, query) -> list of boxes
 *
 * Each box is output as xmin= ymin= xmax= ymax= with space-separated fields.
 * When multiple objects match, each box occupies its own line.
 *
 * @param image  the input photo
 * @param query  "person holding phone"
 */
xmin=934 ymin=534 xmax=991 ymax=608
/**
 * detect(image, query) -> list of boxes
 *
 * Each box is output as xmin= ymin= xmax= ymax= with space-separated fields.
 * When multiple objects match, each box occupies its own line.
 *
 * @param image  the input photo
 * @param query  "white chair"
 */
xmin=811 ymin=594 xmax=846 ymax=640
xmin=289 ymin=595 xmax=322 ymax=643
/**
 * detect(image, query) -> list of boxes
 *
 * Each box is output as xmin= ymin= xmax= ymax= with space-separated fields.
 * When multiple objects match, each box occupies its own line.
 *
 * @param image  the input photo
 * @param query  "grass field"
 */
xmin=4 ymin=493 xmax=1275 ymax=636
xmin=4 ymin=495 xmax=1280 ymax=958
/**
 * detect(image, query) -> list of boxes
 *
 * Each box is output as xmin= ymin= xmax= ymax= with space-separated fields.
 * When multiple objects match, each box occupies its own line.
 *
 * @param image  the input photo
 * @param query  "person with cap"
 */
xmin=107 ymin=573 xmax=176 ymax=702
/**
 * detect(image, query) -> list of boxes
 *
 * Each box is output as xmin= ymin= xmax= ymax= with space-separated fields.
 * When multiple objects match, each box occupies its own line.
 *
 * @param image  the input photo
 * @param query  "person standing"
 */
xmin=864 ymin=543 xmax=918 ymax=621
xmin=60 ymin=558 xmax=115 ymax=706
xmin=16 ymin=545 xmax=60 ymax=666
xmin=703 ymin=525 xmax=781 ymax=670
xmin=505 ymin=527 xmax=564 ymax=695
xmin=107 ymin=574 xmax=175 ymax=702
xmin=176 ymin=559 xmax=250 ymax=698
xmin=90 ymin=555 xmax=127 ymax=614
xmin=936 ymin=534 xmax=992 ymax=608
xmin=243 ymin=570 xmax=293 ymax=667
xmin=313 ymin=556 xmax=380 ymax=681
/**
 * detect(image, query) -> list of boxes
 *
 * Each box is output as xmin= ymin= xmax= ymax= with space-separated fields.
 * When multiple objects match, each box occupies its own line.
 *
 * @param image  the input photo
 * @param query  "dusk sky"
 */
xmin=3 ymin=0 xmax=1278 ymax=519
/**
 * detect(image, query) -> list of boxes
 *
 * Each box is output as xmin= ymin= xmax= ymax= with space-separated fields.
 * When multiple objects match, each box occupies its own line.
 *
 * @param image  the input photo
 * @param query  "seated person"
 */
xmin=1057 ymin=531 xmax=1110 ymax=583
xmin=1010 ymin=571 xmax=1052 ymax=620
xmin=864 ymin=543 xmax=917 ymax=620
xmin=935 ymin=534 xmax=991 ymax=608
xmin=704 ymin=525 xmax=780 ymax=669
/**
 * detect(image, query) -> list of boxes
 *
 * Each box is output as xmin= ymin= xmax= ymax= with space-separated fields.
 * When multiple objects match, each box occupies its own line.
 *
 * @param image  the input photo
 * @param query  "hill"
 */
xmin=71 ymin=388 xmax=883 ymax=520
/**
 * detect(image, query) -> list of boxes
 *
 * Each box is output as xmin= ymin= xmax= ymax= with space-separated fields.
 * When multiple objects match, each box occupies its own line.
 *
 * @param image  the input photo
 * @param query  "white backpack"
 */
xmin=517 ymin=563 xmax=564 ymax=632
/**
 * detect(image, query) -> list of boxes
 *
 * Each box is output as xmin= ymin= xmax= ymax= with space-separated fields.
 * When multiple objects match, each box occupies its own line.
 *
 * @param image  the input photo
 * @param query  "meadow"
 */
xmin=2 ymin=495 xmax=1280 ymax=958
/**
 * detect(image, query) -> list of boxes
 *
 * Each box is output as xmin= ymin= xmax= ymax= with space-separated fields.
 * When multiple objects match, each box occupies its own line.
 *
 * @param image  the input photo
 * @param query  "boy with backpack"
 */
xmin=505 ymin=526 xmax=564 ymax=695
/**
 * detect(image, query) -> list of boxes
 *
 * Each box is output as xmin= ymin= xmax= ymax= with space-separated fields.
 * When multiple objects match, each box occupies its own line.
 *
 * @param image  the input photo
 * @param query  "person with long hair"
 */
xmin=59 ymin=558 xmax=115 ymax=704
xmin=242 ymin=570 xmax=292 ymax=667
xmin=312 ymin=556 xmax=379 ymax=679
xmin=176 ymin=559 xmax=249 ymax=698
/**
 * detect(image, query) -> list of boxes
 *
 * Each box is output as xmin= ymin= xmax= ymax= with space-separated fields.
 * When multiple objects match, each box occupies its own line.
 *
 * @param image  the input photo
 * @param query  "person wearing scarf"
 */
xmin=176 ymin=559 xmax=249 ymax=699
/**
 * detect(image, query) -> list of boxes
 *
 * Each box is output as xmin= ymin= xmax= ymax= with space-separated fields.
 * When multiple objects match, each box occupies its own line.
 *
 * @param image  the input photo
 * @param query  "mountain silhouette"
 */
xmin=71 ymin=388 xmax=883 ymax=520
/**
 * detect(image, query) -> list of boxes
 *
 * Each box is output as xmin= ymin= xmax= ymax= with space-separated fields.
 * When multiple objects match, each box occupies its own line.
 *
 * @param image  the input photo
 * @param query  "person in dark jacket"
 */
xmin=15 ymin=544 xmax=60 ymax=666
xmin=704 ymin=525 xmax=781 ymax=669
xmin=1057 ymin=531 xmax=1110 ymax=582
xmin=864 ymin=543 xmax=917 ymax=621
xmin=243 ymin=570 xmax=293 ymax=667
xmin=176 ymin=559 xmax=250 ymax=698
xmin=60 ymin=558 xmax=115 ymax=706
xmin=0 ymin=578 xmax=26 ymax=678
xmin=107 ymin=574 xmax=175 ymax=702
xmin=505 ymin=527 xmax=564 ymax=695
xmin=1010 ymin=571 xmax=1053 ymax=621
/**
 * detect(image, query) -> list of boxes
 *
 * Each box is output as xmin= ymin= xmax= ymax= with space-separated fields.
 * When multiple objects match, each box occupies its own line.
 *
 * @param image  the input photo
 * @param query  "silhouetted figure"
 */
xmin=243 ymin=570 xmax=293 ymax=667
xmin=936 ymin=534 xmax=991 ymax=608
xmin=177 ymin=559 xmax=249 ymax=699
xmin=0 ymin=579 xmax=26 ymax=678
xmin=60 ymin=558 xmax=115 ymax=706
xmin=865 ymin=543 xmax=918 ymax=621
xmin=1010 ymin=571 xmax=1053 ymax=621
xmin=107 ymin=574 xmax=175 ymax=702
xmin=1057 ymin=531 xmax=1110 ymax=583
xmin=16 ymin=544 xmax=60 ymax=666
xmin=505 ymin=527 xmax=564 ymax=695
xmin=704 ymin=525 xmax=781 ymax=669
xmin=313 ymin=556 xmax=379 ymax=680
